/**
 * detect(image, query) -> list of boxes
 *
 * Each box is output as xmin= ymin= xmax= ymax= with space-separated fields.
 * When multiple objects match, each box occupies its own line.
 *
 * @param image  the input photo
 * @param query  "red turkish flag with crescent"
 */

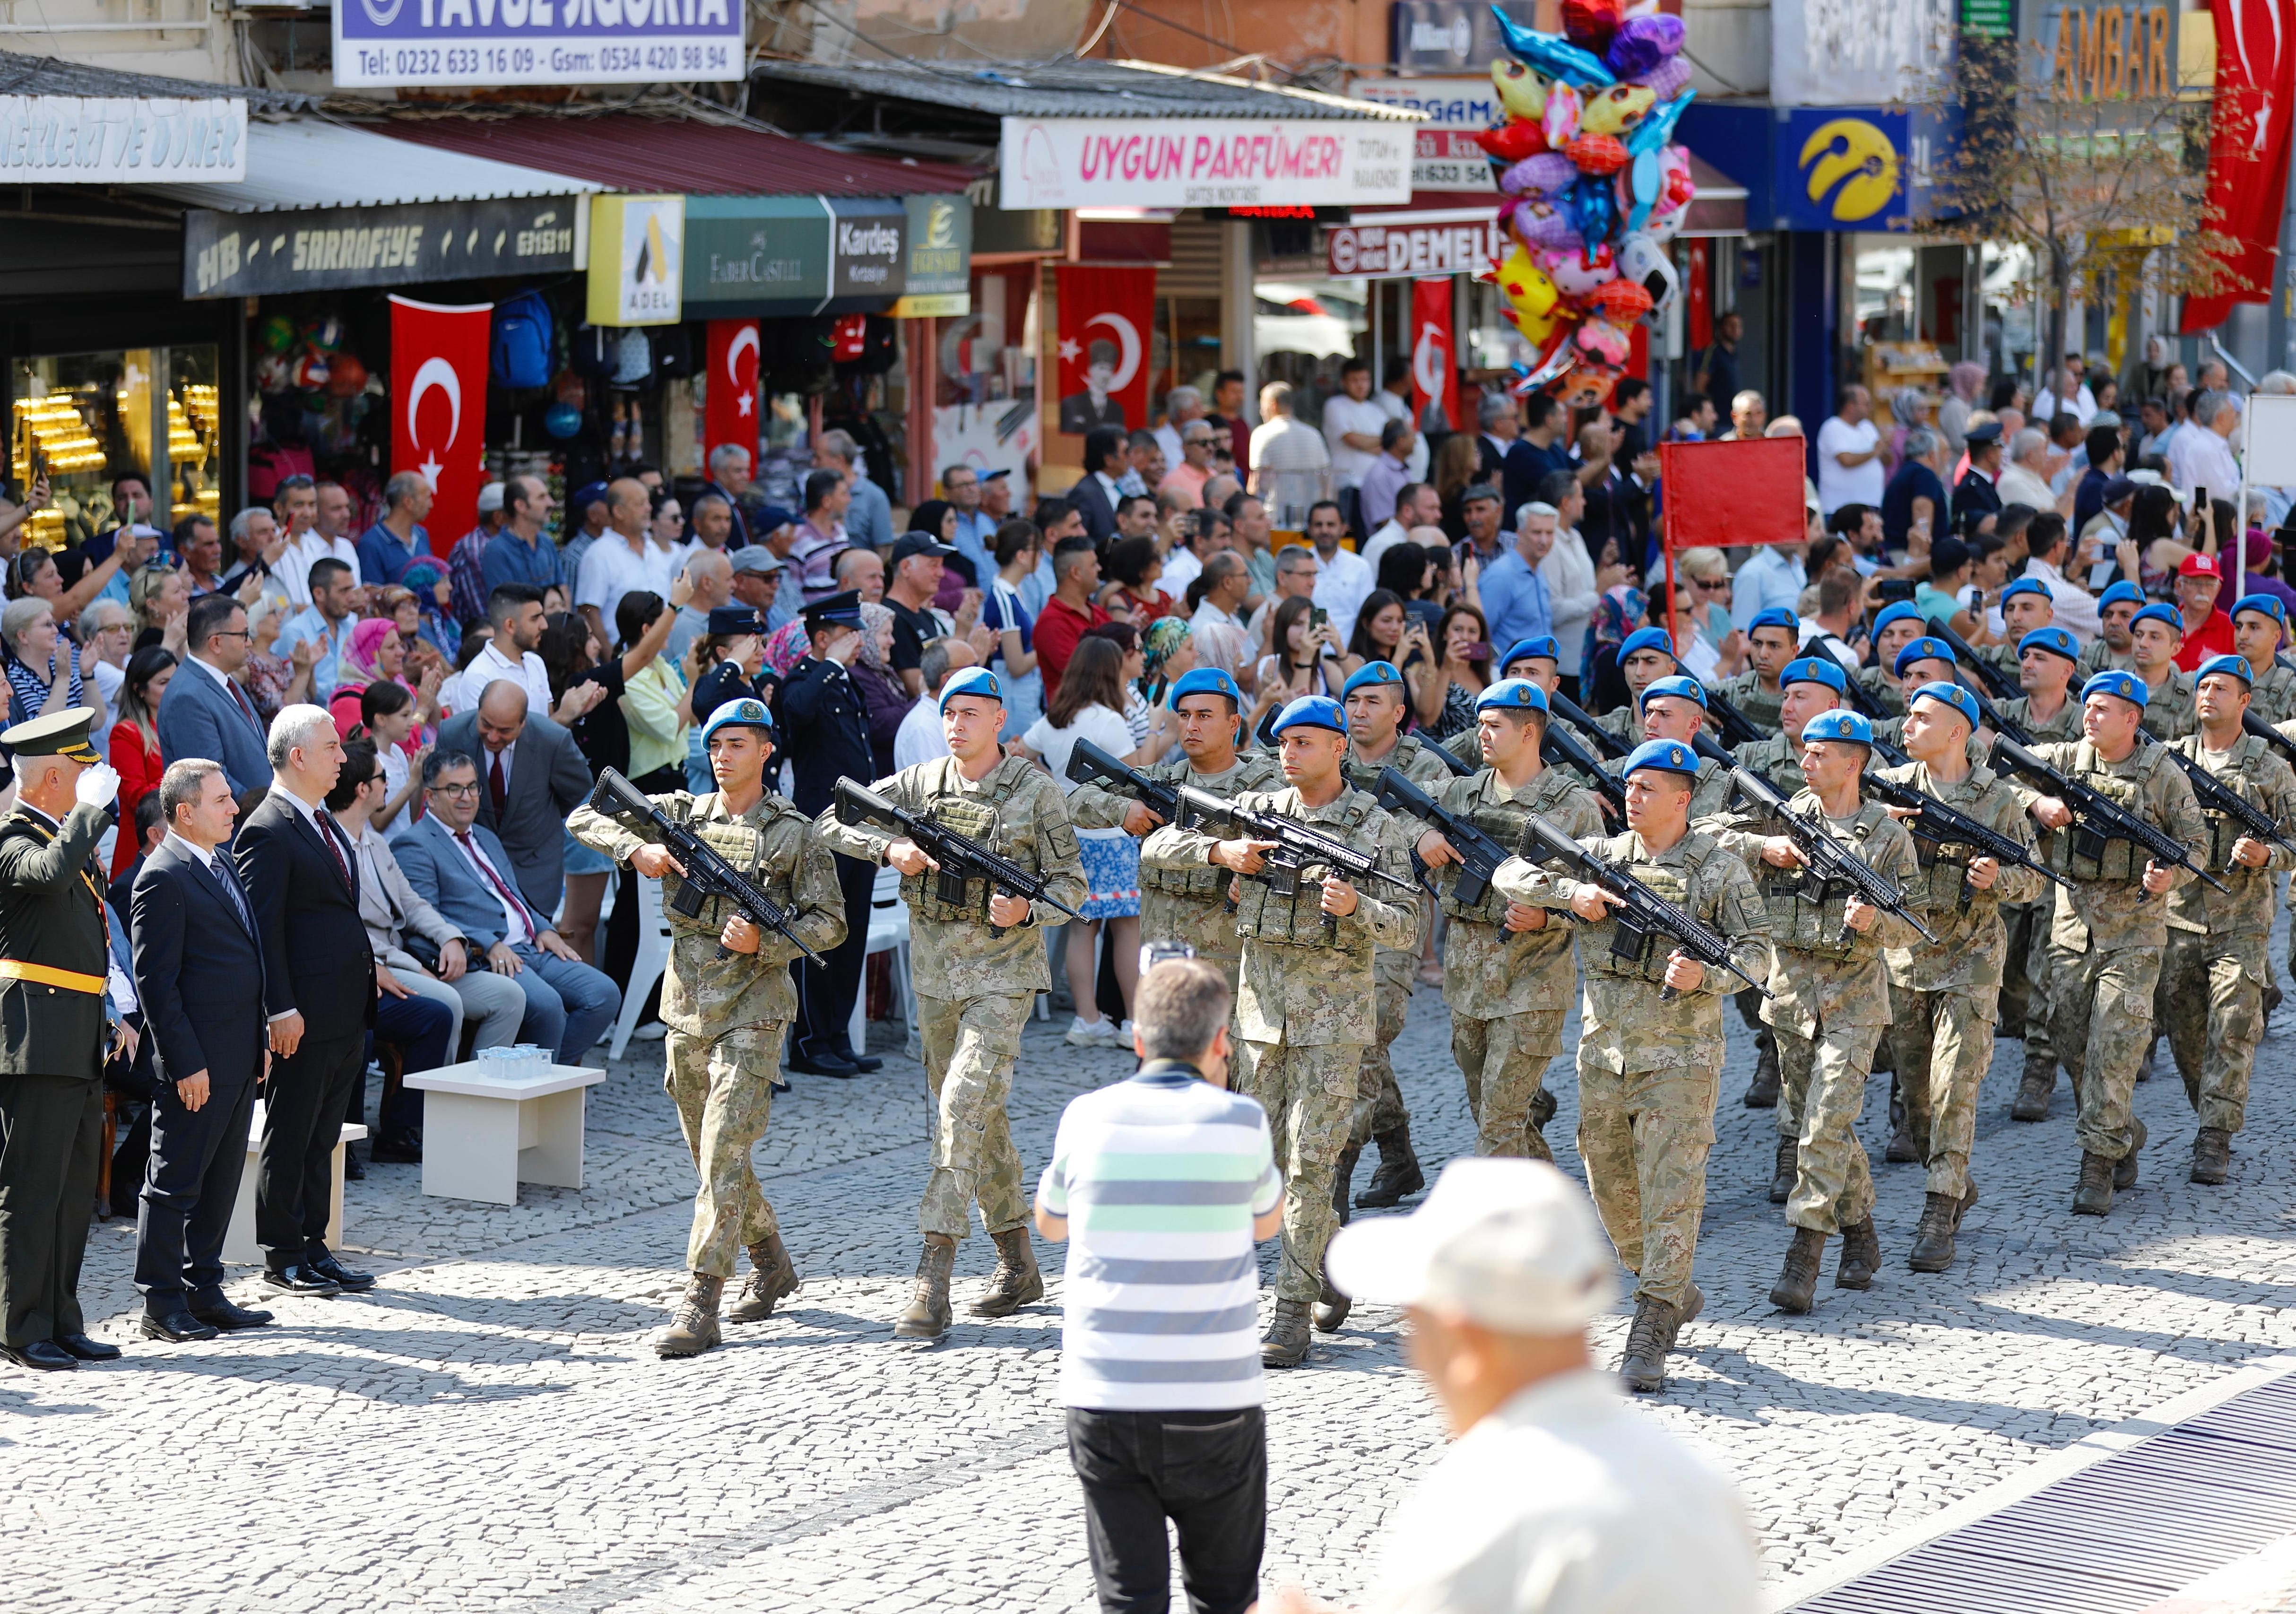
xmin=705 ymin=319 xmax=761 ymax=476
xmin=390 ymin=295 xmax=492 ymax=547
xmin=1410 ymin=278 xmax=1457 ymax=432
xmin=1054 ymin=265 xmax=1155 ymax=437
xmin=2183 ymin=0 xmax=2296 ymax=332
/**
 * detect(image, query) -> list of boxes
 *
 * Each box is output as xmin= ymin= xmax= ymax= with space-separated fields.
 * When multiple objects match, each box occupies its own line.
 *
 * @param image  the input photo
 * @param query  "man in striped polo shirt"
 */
xmin=1036 ymin=956 xmax=1284 ymax=1614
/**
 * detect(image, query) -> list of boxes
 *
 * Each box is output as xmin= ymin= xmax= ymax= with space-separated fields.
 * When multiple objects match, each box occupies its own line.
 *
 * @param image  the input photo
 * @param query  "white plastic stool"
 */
xmin=849 ymin=864 xmax=915 ymax=1055
xmin=608 ymin=875 xmax=672 ymax=1059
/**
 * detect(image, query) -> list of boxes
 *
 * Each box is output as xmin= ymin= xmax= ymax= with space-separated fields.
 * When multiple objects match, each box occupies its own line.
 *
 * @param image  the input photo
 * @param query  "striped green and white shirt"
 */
xmin=1039 ymin=1060 xmax=1282 ymax=1411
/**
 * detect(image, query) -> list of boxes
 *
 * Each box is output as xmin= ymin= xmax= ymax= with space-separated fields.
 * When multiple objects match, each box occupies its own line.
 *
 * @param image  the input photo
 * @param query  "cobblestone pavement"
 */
xmin=10 ymin=931 xmax=2296 ymax=1613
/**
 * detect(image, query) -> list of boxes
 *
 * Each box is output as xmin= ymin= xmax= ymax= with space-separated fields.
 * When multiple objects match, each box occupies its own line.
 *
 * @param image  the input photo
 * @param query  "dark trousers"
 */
xmin=255 ymin=1032 xmax=365 ymax=1266
xmin=795 ymin=852 xmax=876 ymax=1061
xmin=135 ymin=1070 xmax=259 ymax=1310
xmin=0 ymin=1073 xmax=104 ymax=1346
xmin=372 ymin=992 xmax=453 ymax=1134
xmin=1066 ymin=1406 xmax=1265 ymax=1614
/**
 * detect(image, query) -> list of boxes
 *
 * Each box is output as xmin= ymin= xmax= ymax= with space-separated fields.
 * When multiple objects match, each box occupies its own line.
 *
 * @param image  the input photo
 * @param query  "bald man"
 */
xmin=576 ymin=477 xmax=657 ymax=646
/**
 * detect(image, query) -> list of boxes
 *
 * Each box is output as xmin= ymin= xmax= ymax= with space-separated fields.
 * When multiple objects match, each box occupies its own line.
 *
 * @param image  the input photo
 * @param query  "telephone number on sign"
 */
xmin=344 ymin=37 xmax=734 ymax=84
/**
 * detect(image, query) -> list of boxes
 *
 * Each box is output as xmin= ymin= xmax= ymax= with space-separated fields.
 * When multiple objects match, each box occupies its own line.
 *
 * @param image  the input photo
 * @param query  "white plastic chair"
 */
xmin=850 ymin=864 xmax=915 ymax=1055
xmin=608 ymin=876 xmax=672 ymax=1060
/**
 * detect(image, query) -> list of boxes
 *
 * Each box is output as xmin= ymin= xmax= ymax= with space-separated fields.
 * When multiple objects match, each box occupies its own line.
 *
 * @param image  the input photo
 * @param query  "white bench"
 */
xmin=223 ymin=1102 xmax=367 ymax=1266
xmin=400 ymin=1060 xmax=606 ymax=1205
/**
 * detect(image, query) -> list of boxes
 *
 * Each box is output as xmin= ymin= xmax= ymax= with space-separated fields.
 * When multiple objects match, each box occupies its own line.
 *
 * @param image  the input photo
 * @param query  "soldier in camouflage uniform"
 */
xmin=1148 ymin=694 xmax=1420 ymax=1365
xmin=1999 ymin=627 xmax=2086 ymax=1122
xmin=2229 ymin=594 xmax=2296 ymax=725
xmin=1858 ymin=603 xmax=1927 ymax=720
xmin=1414 ymin=680 xmax=1603 ymax=1162
xmin=2128 ymin=603 xmax=2198 ymax=741
xmin=1711 ymin=607 xmax=1799 ymax=734
xmin=1443 ymin=635 xmax=1561 ymax=769
xmin=2159 ymin=655 xmax=2296 ymax=1186
xmin=1591 ymin=625 xmax=1689 ymax=745
xmin=1973 ymin=576 xmax=2058 ymax=689
xmin=1874 ymin=683 xmax=2044 ymax=1273
xmin=1494 ymin=736 xmax=1770 ymax=1393
xmin=1711 ymin=709 xmax=1922 ymax=1313
xmin=813 ymin=667 xmax=1089 ymax=1338
xmin=1602 ymin=675 xmax=1738 ymax=817
xmin=568 ymin=698 xmax=849 ymax=1358
xmin=2079 ymin=581 xmax=2145 ymax=676
xmin=2022 ymin=669 xmax=2207 ymax=1215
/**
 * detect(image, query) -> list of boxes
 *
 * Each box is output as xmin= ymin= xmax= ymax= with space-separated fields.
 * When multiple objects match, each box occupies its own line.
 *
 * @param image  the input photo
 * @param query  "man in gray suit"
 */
xmin=154 ymin=595 xmax=270 ymax=794
xmin=437 ymin=679 xmax=594 ymax=920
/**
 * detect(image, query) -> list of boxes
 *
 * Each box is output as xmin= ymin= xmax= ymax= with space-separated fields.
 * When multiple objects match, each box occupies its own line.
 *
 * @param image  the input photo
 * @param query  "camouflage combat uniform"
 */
xmin=1994 ymin=694 xmax=2083 ymax=1080
xmin=1711 ymin=734 xmax=1805 ymax=1102
xmin=1340 ymin=732 xmax=1456 ymax=1148
xmin=1854 ymin=663 xmax=1909 ymax=719
xmin=2032 ymin=740 xmax=2206 ymax=1163
xmin=2157 ymin=733 xmax=2296 ymax=1138
xmin=2137 ymin=668 xmax=2198 ymax=741
xmin=814 ymin=755 xmax=1087 ymax=1243
xmin=1872 ymin=760 xmax=2044 ymax=1197
xmin=1430 ymin=766 xmax=1603 ymax=1159
xmin=2240 ymin=659 xmax=2296 ymax=727
xmin=1152 ymin=784 xmax=1419 ymax=1305
xmin=1496 ymin=828 xmax=1769 ymax=1309
xmin=2079 ymin=638 xmax=2138 ymax=676
xmin=569 ymin=788 xmax=848 ymax=1279
xmin=1714 ymin=797 xmax=1922 ymax=1234
xmin=1603 ymin=750 xmax=1736 ymax=819
xmin=1712 ymin=671 xmax=1785 ymax=735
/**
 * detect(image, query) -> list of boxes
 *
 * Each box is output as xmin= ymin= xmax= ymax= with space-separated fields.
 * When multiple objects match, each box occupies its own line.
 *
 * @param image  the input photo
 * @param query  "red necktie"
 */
xmin=458 ymin=831 xmax=536 ymax=943
xmin=489 ymin=748 xmax=508 ymax=818
xmin=315 ymin=813 xmax=353 ymax=894
xmin=229 ymin=677 xmax=262 ymax=735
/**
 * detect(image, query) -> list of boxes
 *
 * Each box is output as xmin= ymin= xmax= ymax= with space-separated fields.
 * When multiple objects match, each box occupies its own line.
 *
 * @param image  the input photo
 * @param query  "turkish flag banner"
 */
xmin=1054 ymin=264 xmax=1154 ymax=438
xmin=704 ymin=319 xmax=760 ymax=475
xmin=1410 ymin=277 xmax=1457 ymax=433
xmin=390 ymin=295 xmax=492 ymax=547
xmin=2183 ymin=0 xmax=2295 ymax=332
xmin=1657 ymin=436 xmax=1809 ymax=649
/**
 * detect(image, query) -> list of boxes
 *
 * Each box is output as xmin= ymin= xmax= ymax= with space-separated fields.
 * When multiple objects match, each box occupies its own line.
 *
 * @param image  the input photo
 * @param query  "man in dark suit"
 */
xmin=1057 ymin=339 xmax=1130 ymax=435
xmin=107 ymin=791 xmax=165 ymax=918
xmin=130 ymin=758 xmax=275 ymax=1341
xmin=234 ymin=703 xmax=376 ymax=1298
xmin=154 ymin=593 xmax=270 ymax=794
xmin=0 ymin=710 xmax=125 ymax=1369
xmin=775 ymin=591 xmax=882 ymax=1077
xmin=1953 ymin=420 xmax=2006 ymax=535
xmin=1068 ymin=428 xmax=1126 ymax=547
xmin=439 ymin=680 xmax=593 ymax=919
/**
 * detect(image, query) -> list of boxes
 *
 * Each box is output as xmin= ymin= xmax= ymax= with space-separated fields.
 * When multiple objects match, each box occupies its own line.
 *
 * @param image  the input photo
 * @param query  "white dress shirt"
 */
xmin=1996 ymin=463 xmax=2058 ymax=511
xmin=1359 ymin=520 xmax=1412 ymax=576
xmin=442 ymin=641 xmax=555 ymax=716
xmin=1539 ymin=526 xmax=1600 ymax=673
xmin=1310 ymin=545 xmax=1374 ymax=633
xmin=575 ymin=531 xmax=657 ymax=635
xmin=893 ymin=696 xmax=951 ymax=772
xmin=275 ymin=528 xmax=359 ymax=609
xmin=1322 ymin=393 xmax=1389 ymax=489
xmin=2168 ymin=426 xmax=2242 ymax=505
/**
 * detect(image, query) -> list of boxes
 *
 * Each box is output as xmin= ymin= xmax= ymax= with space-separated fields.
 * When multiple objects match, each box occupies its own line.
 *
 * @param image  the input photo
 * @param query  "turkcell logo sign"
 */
xmin=333 ymin=0 xmax=744 ymax=88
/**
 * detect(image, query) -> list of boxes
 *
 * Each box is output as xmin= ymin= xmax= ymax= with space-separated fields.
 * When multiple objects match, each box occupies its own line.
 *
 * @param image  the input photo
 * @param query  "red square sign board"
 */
xmin=1657 ymin=435 xmax=1809 ymax=646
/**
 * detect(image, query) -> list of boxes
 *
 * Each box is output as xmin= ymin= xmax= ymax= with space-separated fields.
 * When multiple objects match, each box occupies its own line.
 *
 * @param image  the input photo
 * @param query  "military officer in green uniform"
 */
xmin=0 ymin=710 xmax=125 ymax=1371
xmin=1999 ymin=627 xmax=2085 ymax=1121
xmin=569 ymin=697 xmax=848 ymax=1359
xmin=1593 ymin=626 xmax=1692 ymax=746
xmin=2079 ymin=581 xmax=2145 ymax=676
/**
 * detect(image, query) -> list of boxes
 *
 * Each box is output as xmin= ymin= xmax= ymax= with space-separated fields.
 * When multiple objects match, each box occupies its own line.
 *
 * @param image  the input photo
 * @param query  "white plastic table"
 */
xmin=401 ymin=1061 xmax=606 ymax=1205
xmin=224 ymin=1102 xmax=367 ymax=1266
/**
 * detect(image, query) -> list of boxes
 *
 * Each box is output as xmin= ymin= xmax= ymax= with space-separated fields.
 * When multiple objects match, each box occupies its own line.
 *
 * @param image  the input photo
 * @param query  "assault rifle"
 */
xmin=1516 ymin=813 xmax=1770 ymax=1000
xmin=2244 ymin=710 xmax=2296 ymax=770
xmin=832 ymin=778 xmax=1083 ymax=932
xmin=1420 ymin=737 xmax=1477 ymax=776
xmin=2149 ymin=738 xmax=2296 ymax=859
xmin=1173 ymin=785 xmax=1419 ymax=920
xmin=586 ymin=769 xmax=824 ymax=964
xmin=1065 ymin=739 xmax=1178 ymax=822
xmin=1924 ymin=616 xmax=2019 ymax=703
xmin=1374 ymin=766 xmax=1510 ymax=907
xmin=1701 ymin=684 xmax=1771 ymax=747
xmin=1726 ymin=766 xmax=1940 ymax=944
xmin=1545 ymin=687 xmax=1629 ymax=760
xmin=1541 ymin=723 xmax=1627 ymax=819
xmin=1988 ymin=737 xmax=2231 ymax=894
xmin=1858 ymin=769 xmax=2071 ymax=910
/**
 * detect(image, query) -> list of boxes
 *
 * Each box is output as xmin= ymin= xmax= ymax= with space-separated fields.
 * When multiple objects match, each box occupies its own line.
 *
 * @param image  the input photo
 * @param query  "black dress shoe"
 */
xmin=189 ymin=1299 xmax=275 ymax=1330
xmin=308 ymin=1253 xmax=375 ymax=1292
xmin=141 ymin=1311 xmax=221 ymax=1343
xmin=840 ymin=1051 xmax=884 ymax=1073
xmin=56 ymin=1332 xmax=121 ymax=1361
xmin=787 ymin=1049 xmax=860 ymax=1077
xmin=261 ymin=1264 xmax=341 ymax=1296
xmin=1 ymin=1340 xmax=78 ymax=1370
xmin=341 ymin=1146 xmax=367 ymax=1181
xmin=369 ymin=1130 xmax=423 ymax=1164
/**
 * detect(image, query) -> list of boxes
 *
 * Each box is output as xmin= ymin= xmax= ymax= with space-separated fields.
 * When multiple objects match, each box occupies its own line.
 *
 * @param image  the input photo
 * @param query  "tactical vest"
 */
xmin=904 ymin=768 xmax=1029 ymax=924
xmin=1143 ymin=762 xmax=1249 ymax=902
xmin=1233 ymin=791 xmax=1381 ymax=951
xmin=1760 ymin=809 xmax=1886 ymax=960
xmin=2187 ymin=746 xmax=2265 ymax=873
xmin=2048 ymin=744 xmax=2150 ymax=884
xmin=1343 ymin=735 xmax=1440 ymax=795
xmin=1585 ymin=850 xmax=1699 ymax=986
xmin=1440 ymin=778 xmax=1541 ymax=926
xmin=659 ymin=798 xmax=788 ymax=933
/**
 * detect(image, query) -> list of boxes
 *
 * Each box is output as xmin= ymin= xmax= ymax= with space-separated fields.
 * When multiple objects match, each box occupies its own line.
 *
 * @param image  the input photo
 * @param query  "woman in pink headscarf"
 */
xmin=330 ymin=614 xmax=440 ymax=739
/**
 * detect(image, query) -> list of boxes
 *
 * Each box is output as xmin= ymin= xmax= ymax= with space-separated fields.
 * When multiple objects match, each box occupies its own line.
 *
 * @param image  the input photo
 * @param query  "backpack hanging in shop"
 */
xmin=492 ymin=291 xmax=555 ymax=390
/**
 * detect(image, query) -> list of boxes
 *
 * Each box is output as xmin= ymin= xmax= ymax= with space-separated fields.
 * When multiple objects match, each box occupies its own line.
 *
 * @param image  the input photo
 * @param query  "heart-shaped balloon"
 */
xmin=1501 ymin=151 xmax=1580 ymax=198
xmin=1475 ymin=117 xmax=1549 ymax=163
xmin=1564 ymin=133 xmax=1630 ymax=176
xmin=1560 ymin=0 xmax=1621 ymax=50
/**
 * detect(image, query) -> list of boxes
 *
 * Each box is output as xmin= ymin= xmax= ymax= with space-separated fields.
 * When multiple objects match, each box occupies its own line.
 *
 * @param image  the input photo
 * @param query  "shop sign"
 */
xmin=1346 ymin=77 xmax=1501 ymax=191
xmin=1770 ymin=0 xmax=1958 ymax=107
xmin=0 ymin=95 xmax=245 ymax=183
xmin=998 ymin=117 xmax=1412 ymax=210
xmin=1388 ymin=1 xmax=1541 ymax=74
xmin=683 ymin=196 xmax=913 ymax=313
xmin=587 ymin=193 xmax=683 ymax=327
xmin=1326 ymin=214 xmax=1502 ymax=280
xmin=893 ymin=193 xmax=972 ymax=319
xmin=1770 ymin=105 xmax=1955 ymax=230
xmin=2030 ymin=0 xmax=2178 ymax=102
xmin=332 ymin=0 xmax=743 ymax=88
xmin=182 ymin=197 xmax=583 ymax=299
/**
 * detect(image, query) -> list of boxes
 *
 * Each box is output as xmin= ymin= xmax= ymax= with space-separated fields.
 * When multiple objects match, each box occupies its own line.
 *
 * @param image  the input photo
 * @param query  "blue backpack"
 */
xmin=492 ymin=291 xmax=554 ymax=390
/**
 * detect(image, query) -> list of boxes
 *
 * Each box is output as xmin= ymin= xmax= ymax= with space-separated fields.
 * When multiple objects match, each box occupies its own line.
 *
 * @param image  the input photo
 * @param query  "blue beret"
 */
xmin=1909 ymin=681 xmax=1979 ymax=731
xmin=1894 ymin=636 xmax=1958 ymax=677
xmin=1619 ymin=626 xmax=1678 ymax=663
xmin=700 ymin=695 xmax=774 ymax=744
xmin=1640 ymin=674 xmax=1707 ymax=708
xmin=1871 ymin=602 xmax=1924 ymax=638
xmin=938 ymin=666 xmax=1005 ymax=711
xmin=2018 ymin=626 xmax=2081 ymax=664
xmin=1341 ymin=659 xmax=1407 ymax=699
xmin=1621 ymin=738 xmax=1699 ymax=778
xmin=1801 ymin=709 xmax=1874 ymax=747
xmin=2082 ymin=669 xmax=2149 ymax=709
xmin=1271 ymin=694 xmax=1347 ymax=736
xmin=1477 ymin=677 xmax=1551 ymax=714
xmin=2130 ymin=602 xmax=2184 ymax=637
xmin=2197 ymin=652 xmax=2254 ymax=686
xmin=2233 ymin=592 xmax=2288 ymax=628
xmin=1166 ymin=666 xmax=1242 ymax=708
xmin=1748 ymin=607 xmax=1799 ymax=635
xmin=1999 ymin=576 xmax=2051 ymax=607
xmin=2098 ymin=581 xmax=2147 ymax=611
xmin=1501 ymin=635 xmax=1561 ymax=668
xmin=1781 ymin=655 xmax=1846 ymax=693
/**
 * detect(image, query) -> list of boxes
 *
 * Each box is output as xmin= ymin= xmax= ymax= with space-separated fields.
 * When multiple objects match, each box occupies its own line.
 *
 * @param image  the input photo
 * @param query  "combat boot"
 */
xmin=2113 ymin=1118 xmax=2146 ymax=1189
xmin=894 ymin=1234 xmax=956 ymax=1338
xmin=968 ymin=1227 xmax=1043 ymax=1317
xmin=725 ymin=1233 xmax=800 ymax=1323
xmin=1768 ymin=1137 xmax=1798 ymax=1205
xmin=1313 ymin=1268 xmax=1352 ymax=1334
xmin=2071 ymin=1152 xmax=2115 ymax=1215
xmin=1331 ymin=1147 xmax=1360 ymax=1226
xmin=655 ymin=1272 xmax=724 ymax=1358
xmin=1908 ymin=1193 xmax=1961 ymax=1272
xmin=2010 ymin=1064 xmax=2055 ymax=1121
xmin=1743 ymin=1035 xmax=1780 ymax=1109
xmin=1770 ymin=1225 xmax=1826 ymax=1314
xmin=2191 ymin=1126 xmax=2232 ymax=1185
xmin=1619 ymin=1295 xmax=1681 ymax=1393
xmin=1261 ymin=1297 xmax=1311 ymax=1368
xmin=1835 ymin=1216 xmax=1880 ymax=1290
xmin=1354 ymin=1125 xmax=1425 ymax=1209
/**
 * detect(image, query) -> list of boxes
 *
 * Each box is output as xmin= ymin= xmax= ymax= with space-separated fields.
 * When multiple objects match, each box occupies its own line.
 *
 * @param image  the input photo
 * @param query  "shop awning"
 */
xmin=144 ymin=118 xmax=600 ymax=212
xmin=746 ymin=57 xmax=1421 ymax=123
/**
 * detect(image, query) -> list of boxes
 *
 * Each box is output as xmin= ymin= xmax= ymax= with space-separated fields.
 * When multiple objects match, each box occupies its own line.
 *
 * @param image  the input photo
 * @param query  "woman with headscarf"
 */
xmin=1885 ymin=386 xmax=1929 ymax=477
xmin=1139 ymin=615 xmax=1196 ymax=710
xmin=392 ymin=557 xmax=461 ymax=662
xmin=1583 ymin=582 xmax=1647 ymax=712
xmin=330 ymin=614 xmax=439 ymax=739
xmin=849 ymin=599 xmax=912 ymax=776
xmin=1938 ymin=363 xmax=1987 ymax=457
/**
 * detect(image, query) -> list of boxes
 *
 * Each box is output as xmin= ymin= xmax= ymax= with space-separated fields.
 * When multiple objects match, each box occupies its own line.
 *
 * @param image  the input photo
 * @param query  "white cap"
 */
xmin=477 ymin=481 xmax=506 ymax=513
xmin=1326 ymin=1158 xmax=1616 ymax=1334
